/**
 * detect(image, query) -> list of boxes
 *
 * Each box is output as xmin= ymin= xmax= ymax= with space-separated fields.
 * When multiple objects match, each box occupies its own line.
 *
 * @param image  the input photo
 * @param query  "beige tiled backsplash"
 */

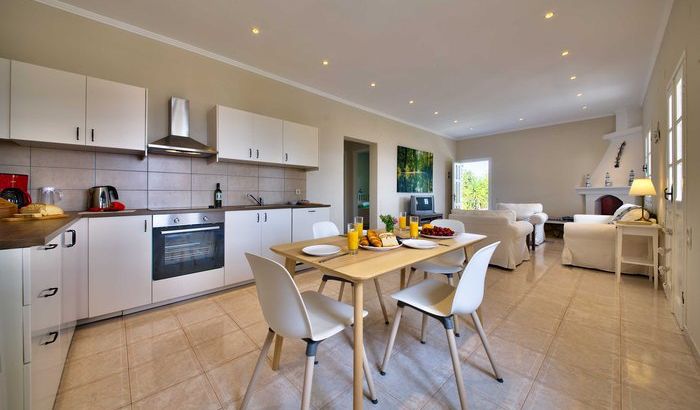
xmin=0 ymin=141 xmax=307 ymax=211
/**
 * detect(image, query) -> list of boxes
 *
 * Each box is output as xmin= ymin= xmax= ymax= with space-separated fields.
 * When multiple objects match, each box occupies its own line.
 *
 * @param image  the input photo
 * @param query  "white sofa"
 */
xmin=562 ymin=205 xmax=650 ymax=274
xmin=496 ymin=203 xmax=548 ymax=245
xmin=449 ymin=209 xmax=533 ymax=269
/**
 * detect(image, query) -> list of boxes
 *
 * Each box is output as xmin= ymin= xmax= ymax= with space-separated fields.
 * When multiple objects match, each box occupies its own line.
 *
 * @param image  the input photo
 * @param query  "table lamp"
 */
xmin=628 ymin=178 xmax=656 ymax=223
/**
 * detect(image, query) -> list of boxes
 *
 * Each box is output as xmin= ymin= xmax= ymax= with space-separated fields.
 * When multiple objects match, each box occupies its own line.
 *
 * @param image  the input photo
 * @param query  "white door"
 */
xmin=261 ymin=208 xmax=292 ymax=263
xmin=253 ymin=114 xmax=284 ymax=163
xmin=225 ymin=210 xmax=261 ymax=285
xmin=0 ymin=58 xmax=9 ymax=139
xmin=216 ymin=105 xmax=254 ymax=161
xmin=88 ymin=216 xmax=152 ymax=317
xmin=283 ymin=121 xmax=319 ymax=167
xmin=452 ymin=159 xmax=490 ymax=210
xmin=86 ymin=77 xmax=146 ymax=151
xmin=452 ymin=162 xmax=463 ymax=209
xmin=664 ymin=61 xmax=687 ymax=328
xmin=292 ymin=207 xmax=331 ymax=242
xmin=10 ymin=61 xmax=86 ymax=145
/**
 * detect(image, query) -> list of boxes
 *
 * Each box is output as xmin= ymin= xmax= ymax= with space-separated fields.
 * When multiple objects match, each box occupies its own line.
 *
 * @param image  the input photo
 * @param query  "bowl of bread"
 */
xmin=359 ymin=230 xmax=402 ymax=251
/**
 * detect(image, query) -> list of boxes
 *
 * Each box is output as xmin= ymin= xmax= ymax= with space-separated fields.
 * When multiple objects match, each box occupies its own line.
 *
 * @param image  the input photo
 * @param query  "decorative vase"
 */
xmin=384 ymin=223 xmax=395 ymax=233
xmin=585 ymin=174 xmax=591 ymax=187
xmin=604 ymin=172 xmax=612 ymax=187
xmin=628 ymin=169 xmax=635 ymax=186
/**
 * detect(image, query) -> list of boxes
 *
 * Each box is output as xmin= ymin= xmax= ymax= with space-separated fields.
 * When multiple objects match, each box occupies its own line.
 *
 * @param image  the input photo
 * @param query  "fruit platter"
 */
xmin=420 ymin=224 xmax=458 ymax=239
xmin=359 ymin=230 xmax=402 ymax=251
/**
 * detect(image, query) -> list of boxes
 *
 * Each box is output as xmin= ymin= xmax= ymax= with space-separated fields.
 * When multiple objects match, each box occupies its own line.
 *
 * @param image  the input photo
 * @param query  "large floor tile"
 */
xmin=491 ymin=320 xmax=555 ymax=354
xmin=193 ymin=329 xmax=258 ymax=370
xmin=125 ymin=308 xmax=181 ymax=344
xmin=59 ymin=346 xmax=128 ymax=392
xmin=184 ymin=314 xmax=240 ymax=346
xmin=54 ymin=370 xmax=131 ymax=410
xmin=206 ymin=350 xmax=278 ymax=404
xmin=622 ymin=358 xmax=700 ymax=406
xmin=470 ymin=335 xmax=545 ymax=378
xmin=523 ymin=382 xmax=603 ymax=410
xmin=173 ymin=299 xmax=226 ymax=327
xmin=129 ymin=349 xmax=203 ymax=401
xmin=536 ymin=360 xmax=620 ymax=408
xmin=131 ymin=375 xmax=221 ymax=410
xmin=68 ymin=324 xmax=126 ymax=360
xmin=127 ymin=329 xmax=191 ymax=367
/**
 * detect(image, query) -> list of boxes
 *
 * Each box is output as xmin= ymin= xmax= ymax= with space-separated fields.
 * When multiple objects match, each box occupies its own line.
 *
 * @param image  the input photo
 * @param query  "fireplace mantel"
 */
xmin=576 ymin=186 xmax=640 ymax=214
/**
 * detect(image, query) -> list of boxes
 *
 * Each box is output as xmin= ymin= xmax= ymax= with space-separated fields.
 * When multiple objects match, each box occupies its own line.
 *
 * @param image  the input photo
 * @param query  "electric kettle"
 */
xmin=40 ymin=187 xmax=63 ymax=205
xmin=88 ymin=186 xmax=119 ymax=210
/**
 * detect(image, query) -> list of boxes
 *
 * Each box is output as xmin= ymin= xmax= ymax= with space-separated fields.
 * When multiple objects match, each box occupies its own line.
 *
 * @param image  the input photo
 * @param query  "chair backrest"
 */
xmin=312 ymin=221 xmax=340 ymax=238
xmin=432 ymin=219 xmax=466 ymax=266
xmin=245 ymin=253 xmax=312 ymax=339
xmin=450 ymin=241 xmax=500 ymax=315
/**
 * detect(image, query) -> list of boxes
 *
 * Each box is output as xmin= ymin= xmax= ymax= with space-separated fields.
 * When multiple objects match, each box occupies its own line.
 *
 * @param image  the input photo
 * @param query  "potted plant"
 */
xmin=379 ymin=214 xmax=398 ymax=233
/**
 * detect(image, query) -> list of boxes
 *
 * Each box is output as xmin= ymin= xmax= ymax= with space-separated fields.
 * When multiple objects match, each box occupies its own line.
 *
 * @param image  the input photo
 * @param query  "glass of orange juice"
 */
xmin=409 ymin=216 xmax=420 ymax=239
xmin=347 ymin=223 xmax=359 ymax=254
xmin=399 ymin=212 xmax=407 ymax=230
xmin=353 ymin=216 xmax=364 ymax=234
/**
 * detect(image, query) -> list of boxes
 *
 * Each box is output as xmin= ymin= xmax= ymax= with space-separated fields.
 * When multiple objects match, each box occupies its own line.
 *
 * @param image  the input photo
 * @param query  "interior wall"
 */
xmin=0 ymin=0 xmax=456 ymax=228
xmin=641 ymin=0 xmax=700 ymax=353
xmin=456 ymin=116 xmax=615 ymax=217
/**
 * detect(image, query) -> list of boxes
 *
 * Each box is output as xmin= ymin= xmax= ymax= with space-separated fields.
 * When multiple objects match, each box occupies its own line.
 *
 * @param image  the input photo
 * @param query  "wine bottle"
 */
xmin=214 ymin=182 xmax=223 ymax=208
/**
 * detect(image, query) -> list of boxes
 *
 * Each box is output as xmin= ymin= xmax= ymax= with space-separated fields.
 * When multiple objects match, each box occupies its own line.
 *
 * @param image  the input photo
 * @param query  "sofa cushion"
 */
xmin=611 ymin=205 xmax=649 ymax=223
xmin=496 ymin=203 xmax=543 ymax=220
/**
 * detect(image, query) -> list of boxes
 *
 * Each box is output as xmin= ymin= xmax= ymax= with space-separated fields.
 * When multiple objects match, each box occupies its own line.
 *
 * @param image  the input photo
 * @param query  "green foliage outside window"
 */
xmin=460 ymin=170 xmax=488 ymax=210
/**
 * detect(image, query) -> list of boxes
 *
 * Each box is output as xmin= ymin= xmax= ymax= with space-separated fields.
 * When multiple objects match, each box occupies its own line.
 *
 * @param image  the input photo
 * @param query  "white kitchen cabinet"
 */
xmin=292 ymin=207 xmax=331 ymax=242
xmin=86 ymin=77 xmax=147 ymax=151
xmin=60 ymin=218 xmax=88 ymax=362
xmin=283 ymin=121 xmax=319 ymax=168
xmin=225 ymin=210 xmax=261 ymax=285
xmin=0 ymin=249 xmax=26 ymax=410
xmin=211 ymin=105 xmax=255 ymax=161
xmin=0 ymin=58 xmax=9 ymax=139
xmin=89 ymin=215 xmax=152 ymax=317
xmin=260 ymin=208 xmax=292 ymax=263
xmin=10 ymin=61 xmax=86 ymax=146
xmin=253 ymin=114 xmax=284 ymax=163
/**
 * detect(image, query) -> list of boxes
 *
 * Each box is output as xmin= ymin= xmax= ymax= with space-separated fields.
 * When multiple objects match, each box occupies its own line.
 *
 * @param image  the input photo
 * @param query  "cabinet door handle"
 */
xmin=257 ymin=213 xmax=260 ymax=223
xmin=65 ymin=229 xmax=77 ymax=247
xmin=249 ymin=148 xmax=252 ymax=158
xmin=264 ymin=212 xmax=268 ymax=222
xmin=41 ymin=331 xmax=58 ymax=346
xmin=144 ymin=219 xmax=148 ymax=232
xmin=91 ymin=128 xmax=95 ymax=142
xmin=38 ymin=287 xmax=59 ymax=298
xmin=76 ymin=126 xmax=80 ymax=140
xmin=43 ymin=243 xmax=58 ymax=250
xmin=308 ymin=210 xmax=316 ymax=213
xmin=285 ymin=153 xmax=288 ymax=162
xmin=256 ymin=149 xmax=260 ymax=159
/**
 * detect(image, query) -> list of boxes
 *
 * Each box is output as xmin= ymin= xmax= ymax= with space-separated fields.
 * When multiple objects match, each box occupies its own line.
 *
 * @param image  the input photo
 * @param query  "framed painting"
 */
xmin=397 ymin=146 xmax=433 ymax=193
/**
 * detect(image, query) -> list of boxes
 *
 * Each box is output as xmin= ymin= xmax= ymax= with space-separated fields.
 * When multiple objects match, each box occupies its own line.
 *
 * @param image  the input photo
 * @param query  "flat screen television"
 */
xmin=410 ymin=194 xmax=434 ymax=215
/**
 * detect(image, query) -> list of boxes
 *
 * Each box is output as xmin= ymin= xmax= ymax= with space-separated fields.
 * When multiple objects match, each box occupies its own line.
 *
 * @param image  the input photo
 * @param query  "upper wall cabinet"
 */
xmin=10 ymin=61 xmax=86 ymax=146
xmin=283 ymin=120 xmax=318 ymax=168
xmin=9 ymin=61 xmax=147 ymax=153
xmin=86 ymin=77 xmax=147 ymax=152
xmin=210 ymin=104 xmax=319 ymax=169
xmin=0 ymin=58 xmax=9 ymax=139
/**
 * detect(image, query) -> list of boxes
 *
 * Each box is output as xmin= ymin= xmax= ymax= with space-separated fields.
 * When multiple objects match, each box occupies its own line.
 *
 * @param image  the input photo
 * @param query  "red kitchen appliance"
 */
xmin=0 ymin=173 xmax=32 ymax=208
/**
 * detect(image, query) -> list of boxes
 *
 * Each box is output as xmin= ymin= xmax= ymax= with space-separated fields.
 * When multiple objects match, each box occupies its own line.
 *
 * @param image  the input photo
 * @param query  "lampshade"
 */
xmin=629 ymin=178 xmax=657 ymax=196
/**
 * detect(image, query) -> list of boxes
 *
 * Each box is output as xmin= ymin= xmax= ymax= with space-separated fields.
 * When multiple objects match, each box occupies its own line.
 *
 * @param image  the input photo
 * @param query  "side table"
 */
xmin=615 ymin=223 xmax=660 ymax=289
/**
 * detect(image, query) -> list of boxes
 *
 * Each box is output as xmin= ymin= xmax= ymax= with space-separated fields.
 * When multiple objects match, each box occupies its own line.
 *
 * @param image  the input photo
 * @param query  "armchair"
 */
xmin=496 ymin=203 xmax=549 ymax=245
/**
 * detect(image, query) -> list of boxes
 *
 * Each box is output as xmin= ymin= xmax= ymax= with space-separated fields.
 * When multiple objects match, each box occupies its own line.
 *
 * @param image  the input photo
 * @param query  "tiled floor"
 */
xmin=55 ymin=240 xmax=700 ymax=409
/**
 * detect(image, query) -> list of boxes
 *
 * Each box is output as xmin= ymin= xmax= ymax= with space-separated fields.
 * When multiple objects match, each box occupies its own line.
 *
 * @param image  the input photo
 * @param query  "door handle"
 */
xmin=76 ymin=126 xmax=80 ymax=140
xmin=43 ymin=243 xmax=58 ymax=250
xmin=65 ymin=229 xmax=77 ymax=247
xmin=91 ymin=128 xmax=95 ymax=142
xmin=38 ymin=287 xmax=59 ymax=298
xmin=664 ymin=186 xmax=673 ymax=201
xmin=249 ymin=148 xmax=252 ymax=158
xmin=40 ymin=332 xmax=58 ymax=346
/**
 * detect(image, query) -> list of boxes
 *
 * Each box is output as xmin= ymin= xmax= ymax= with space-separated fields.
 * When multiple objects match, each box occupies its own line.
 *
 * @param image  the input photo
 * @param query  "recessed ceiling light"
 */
xmin=469 ymin=127 xmax=474 ymax=130
xmin=453 ymin=120 xmax=459 ymax=124
xmin=570 ymin=75 xmax=577 ymax=80
xmin=519 ymin=118 xmax=524 ymax=121
xmin=251 ymin=27 xmax=260 ymax=35
xmin=576 ymin=92 xmax=583 ymax=97
xmin=544 ymin=11 xmax=555 ymax=19
xmin=582 ymin=105 xmax=588 ymax=110
xmin=561 ymin=50 xmax=569 ymax=56
xmin=409 ymin=100 xmax=414 ymax=104
xmin=434 ymin=111 xmax=439 ymax=115
xmin=370 ymin=82 xmax=376 ymax=87
xmin=322 ymin=60 xmax=329 ymax=66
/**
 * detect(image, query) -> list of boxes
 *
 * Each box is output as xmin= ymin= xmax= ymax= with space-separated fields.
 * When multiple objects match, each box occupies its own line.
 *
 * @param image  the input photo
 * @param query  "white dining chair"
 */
xmin=312 ymin=221 xmax=390 ymax=324
xmin=241 ymin=253 xmax=378 ymax=410
xmin=379 ymin=242 xmax=502 ymax=410
xmin=407 ymin=219 xmax=467 ymax=338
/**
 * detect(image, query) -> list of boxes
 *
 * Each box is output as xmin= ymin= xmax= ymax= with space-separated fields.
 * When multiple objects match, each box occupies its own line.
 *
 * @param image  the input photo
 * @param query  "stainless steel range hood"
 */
xmin=148 ymin=97 xmax=218 ymax=157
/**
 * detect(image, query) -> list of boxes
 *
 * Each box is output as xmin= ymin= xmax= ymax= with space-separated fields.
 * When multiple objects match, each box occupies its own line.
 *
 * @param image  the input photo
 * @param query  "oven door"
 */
xmin=153 ymin=223 xmax=224 ymax=281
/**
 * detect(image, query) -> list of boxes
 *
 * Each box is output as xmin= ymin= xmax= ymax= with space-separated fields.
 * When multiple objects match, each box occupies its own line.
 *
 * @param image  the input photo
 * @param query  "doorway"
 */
xmin=453 ymin=159 xmax=491 ymax=210
xmin=664 ymin=57 xmax=687 ymax=328
xmin=344 ymin=140 xmax=372 ymax=229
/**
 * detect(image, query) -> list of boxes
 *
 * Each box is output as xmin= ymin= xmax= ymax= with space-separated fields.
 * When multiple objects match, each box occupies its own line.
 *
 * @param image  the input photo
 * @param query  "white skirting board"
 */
xmin=152 ymin=268 xmax=225 ymax=303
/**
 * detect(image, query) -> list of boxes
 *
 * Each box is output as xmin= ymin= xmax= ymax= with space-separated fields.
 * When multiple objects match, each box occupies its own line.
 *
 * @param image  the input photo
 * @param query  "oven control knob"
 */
xmin=203 ymin=216 xmax=209 ymax=222
xmin=173 ymin=217 xmax=180 ymax=224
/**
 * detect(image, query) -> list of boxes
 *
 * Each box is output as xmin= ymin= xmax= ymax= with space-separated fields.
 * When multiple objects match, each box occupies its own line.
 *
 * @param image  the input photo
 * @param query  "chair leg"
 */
xmin=338 ymin=282 xmax=346 ymax=302
xmin=471 ymin=312 xmax=503 ymax=382
xmin=380 ymin=306 xmax=404 ymax=375
xmin=240 ymin=330 xmax=275 ymax=410
xmin=420 ymin=272 xmax=428 ymax=343
xmin=301 ymin=355 xmax=316 ymax=410
xmin=362 ymin=345 xmax=379 ymax=404
xmin=374 ymin=278 xmax=390 ymax=324
xmin=406 ymin=267 xmax=416 ymax=286
xmin=447 ymin=275 xmax=460 ymax=337
xmin=445 ymin=326 xmax=468 ymax=410
xmin=272 ymin=334 xmax=284 ymax=370
xmin=317 ymin=277 xmax=327 ymax=294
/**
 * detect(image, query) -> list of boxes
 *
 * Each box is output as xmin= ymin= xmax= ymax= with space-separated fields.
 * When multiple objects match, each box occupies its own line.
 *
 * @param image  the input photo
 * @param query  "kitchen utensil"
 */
xmin=39 ymin=187 xmax=63 ymax=205
xmin=319 ymin=252 xmax=349 ymax=262
xmin=88 ymin=186 xmax=119 ymax=210
xmin=0 ymin=187 xmax=31 ymax=208
xmin=302 ymin=244 xmax=341 ymax=256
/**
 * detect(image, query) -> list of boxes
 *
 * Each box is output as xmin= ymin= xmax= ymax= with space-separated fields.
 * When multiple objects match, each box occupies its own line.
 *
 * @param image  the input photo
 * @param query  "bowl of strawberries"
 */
xmin=420 ymin=224 xmax=457 ymax=239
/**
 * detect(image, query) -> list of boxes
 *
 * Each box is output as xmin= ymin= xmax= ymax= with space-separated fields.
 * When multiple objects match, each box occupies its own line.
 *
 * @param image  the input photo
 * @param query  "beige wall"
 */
xmin=0 ymin=0 xmax=455 ymax=227
xmin=641 ymin=0 xmax=700 ymax=353
xmin=456 ymin=117 xmax=615 ymax=217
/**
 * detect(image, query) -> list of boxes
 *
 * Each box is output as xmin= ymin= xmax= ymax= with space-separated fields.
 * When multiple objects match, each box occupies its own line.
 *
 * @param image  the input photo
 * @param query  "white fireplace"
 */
xmin=576 ymin=186 xmax=640 ymax=214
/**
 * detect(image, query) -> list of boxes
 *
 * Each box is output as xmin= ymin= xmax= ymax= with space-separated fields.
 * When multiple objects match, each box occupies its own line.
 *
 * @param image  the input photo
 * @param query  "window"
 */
xmin=453 ymin=159 xmax=490 ymax=210
xmin=667 ymin=68 xmax=684 ymax=202
xmin=644 ymin=130 xmax=652 ymax=178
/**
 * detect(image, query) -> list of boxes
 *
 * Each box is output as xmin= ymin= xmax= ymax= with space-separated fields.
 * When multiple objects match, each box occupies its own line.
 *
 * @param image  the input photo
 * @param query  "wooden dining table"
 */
xmin=271 ymin=232 xmax=486 ymax=409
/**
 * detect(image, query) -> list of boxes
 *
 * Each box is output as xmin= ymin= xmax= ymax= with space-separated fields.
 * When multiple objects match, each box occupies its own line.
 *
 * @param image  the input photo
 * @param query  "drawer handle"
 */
xmin=43 ymin=243 xmax=58 ymax=250
xmin=65 ymin=229 xmax=77 ymax=248
xmin=41 ymin=331 xmax=58 ymax=346
xmin=38 ymin=287 xmax=59 ymax=298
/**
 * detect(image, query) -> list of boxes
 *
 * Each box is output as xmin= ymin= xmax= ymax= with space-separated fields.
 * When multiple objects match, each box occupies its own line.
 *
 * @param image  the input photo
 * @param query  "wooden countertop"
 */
xmin=0 ymin=203 xmax=330 ymax=250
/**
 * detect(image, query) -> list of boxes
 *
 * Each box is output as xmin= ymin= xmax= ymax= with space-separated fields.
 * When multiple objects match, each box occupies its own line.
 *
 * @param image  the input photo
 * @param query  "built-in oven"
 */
xmin=152 ymin=212 xmax=224 ymax=281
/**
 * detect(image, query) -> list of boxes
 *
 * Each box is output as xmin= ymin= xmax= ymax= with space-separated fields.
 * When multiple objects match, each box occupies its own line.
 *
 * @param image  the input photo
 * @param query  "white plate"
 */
xmin=360 ymin=243 xmax=402 ymax=252
xmin=302 ymin=245 xmax=341 ymax=256
xmin=420 ymin=233 xmax=458 ymax=239
xmin=402 ymin=239 xmax=438 ymax=249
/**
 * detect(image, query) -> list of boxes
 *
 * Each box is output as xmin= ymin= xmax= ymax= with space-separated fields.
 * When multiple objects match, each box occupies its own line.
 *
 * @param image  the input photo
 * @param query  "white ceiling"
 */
xmin=47 ymin=0 xmax=671 ymax=139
